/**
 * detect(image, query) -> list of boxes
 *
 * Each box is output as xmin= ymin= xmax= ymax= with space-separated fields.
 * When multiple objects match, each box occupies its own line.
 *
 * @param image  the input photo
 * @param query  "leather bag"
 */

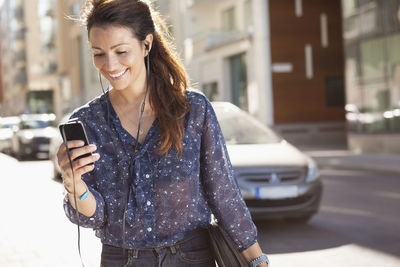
xmin=208 ymin=222 xmax=248 ymax=267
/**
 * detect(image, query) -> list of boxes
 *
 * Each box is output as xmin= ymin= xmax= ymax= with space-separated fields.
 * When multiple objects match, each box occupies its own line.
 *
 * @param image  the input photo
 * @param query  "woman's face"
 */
xmin=89 ymin=25 xmax=147 ymax=92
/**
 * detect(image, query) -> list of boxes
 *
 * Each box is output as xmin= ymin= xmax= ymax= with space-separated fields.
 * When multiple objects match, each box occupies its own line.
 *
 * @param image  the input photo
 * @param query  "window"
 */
xmin=202 ymin=82 xmax=218 ymax=101
xmin=387 ymin=34 xmax=400 ymax=108
xmin=244 ymin=0 xmax=253 ymax=30
xmin=229 ymin=53 xmax=248 ymax=111
xmin=221 ymin=7 xmax=235 ymax=32
xmin=342 ymin=0 xmax=357 ymax=18
xmin=360 ymin=38 xmax=385 ymax=82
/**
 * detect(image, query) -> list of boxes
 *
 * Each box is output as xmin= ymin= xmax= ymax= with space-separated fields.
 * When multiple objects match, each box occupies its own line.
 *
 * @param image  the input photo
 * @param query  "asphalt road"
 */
xmin=0 ymin=153 xmax=399 ymax=266
xmin=258 ymin=168 xmax=400 ymax=266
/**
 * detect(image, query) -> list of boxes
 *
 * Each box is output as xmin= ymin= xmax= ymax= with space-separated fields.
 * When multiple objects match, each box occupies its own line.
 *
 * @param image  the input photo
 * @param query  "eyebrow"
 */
xmin=92 ymin=43 xmax=130 ymax=50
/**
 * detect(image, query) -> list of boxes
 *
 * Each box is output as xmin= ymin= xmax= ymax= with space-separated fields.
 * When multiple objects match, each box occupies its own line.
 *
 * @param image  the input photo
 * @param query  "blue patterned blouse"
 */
xmin=64 ymin=90 xmax=257 ymax=251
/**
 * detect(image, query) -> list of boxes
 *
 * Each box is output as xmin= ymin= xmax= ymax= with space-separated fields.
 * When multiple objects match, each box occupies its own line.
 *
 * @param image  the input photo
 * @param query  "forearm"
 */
xmin=67 ymin=184 xmax=97 ymax=217
xmin=241 ymin=242 xmax=268 ymax=267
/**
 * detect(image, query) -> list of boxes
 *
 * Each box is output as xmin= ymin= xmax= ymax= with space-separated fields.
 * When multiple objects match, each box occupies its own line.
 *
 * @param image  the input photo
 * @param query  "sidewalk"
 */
xmin=301 ymin=146 xmax=400 ymax=175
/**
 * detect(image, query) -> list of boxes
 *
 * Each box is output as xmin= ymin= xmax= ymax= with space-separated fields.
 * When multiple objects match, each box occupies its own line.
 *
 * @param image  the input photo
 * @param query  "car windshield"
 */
xmin=21 ymin=120 xmax=54 ymax=129
xmin=212 ymin=103 xmax=282 ymax=145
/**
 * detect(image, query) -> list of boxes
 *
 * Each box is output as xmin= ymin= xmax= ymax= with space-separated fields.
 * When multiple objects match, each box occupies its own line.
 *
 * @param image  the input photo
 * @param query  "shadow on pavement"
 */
xmin=254 ymin=219 xmax=352 ymax=254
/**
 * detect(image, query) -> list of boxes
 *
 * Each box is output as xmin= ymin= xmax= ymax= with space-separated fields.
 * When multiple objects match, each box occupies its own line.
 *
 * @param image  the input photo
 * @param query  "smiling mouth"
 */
xmin=109 ymin=69 xmax=128 ymax=79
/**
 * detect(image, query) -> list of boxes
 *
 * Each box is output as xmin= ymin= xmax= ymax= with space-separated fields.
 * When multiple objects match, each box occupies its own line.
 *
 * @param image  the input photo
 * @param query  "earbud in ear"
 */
xmin=144 ymin=44 xmax=149 ymax=50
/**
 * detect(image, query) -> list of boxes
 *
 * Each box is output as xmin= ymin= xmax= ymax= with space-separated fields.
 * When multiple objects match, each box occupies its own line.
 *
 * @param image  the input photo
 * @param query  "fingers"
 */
xmin=57 ymin=142 xmax=100 ymax=180
xmin=61 ymin=154 xmax=99 ymax=193
xmin=61 ymin=160 xmax=92 ymax=179
xmin=61 ymin=153 xmax=100 ymax=177
xmin=57 ymin=140 xmax=85 ymax=163
xmin=58 ymin=143 xmax=97 ymax=164
xmin=68 ymin=144 xmax=97 ymax=161
xmin=64 ymin=153 xmax=100 ymax=172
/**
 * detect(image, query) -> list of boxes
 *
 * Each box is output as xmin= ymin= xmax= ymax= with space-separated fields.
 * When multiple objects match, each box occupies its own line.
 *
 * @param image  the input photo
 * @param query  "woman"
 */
xmin=57 ymin=0 xmax=269 ymax=266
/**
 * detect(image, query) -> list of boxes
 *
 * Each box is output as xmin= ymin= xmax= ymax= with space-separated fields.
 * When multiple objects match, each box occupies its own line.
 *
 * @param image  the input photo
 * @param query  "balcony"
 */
xmin=188 ymin=30 xmax=252 ymax=57
xmin=186 ymin=0 xmax=229 ymax=8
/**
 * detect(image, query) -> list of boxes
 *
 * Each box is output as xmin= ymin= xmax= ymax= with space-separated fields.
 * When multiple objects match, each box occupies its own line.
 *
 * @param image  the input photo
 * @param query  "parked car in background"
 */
xmin=212 ymin=102 xmax=322 ymax=223
xmin=11 ymin=114 xmax=57 ymax=159
xmin=0 ymin=116 xmax=21 ymax=154
xmin=49 ymin=113 xmax=71 ymax=179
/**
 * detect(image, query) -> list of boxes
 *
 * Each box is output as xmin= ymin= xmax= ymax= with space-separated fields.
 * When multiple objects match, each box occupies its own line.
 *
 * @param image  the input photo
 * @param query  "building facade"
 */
xmin=174 ymin=0 xmax=347 ymax=147
xmin=55 ymin=0 xmax=99 ymax=117
xmin=25 ymin=0 xmax=59 ymax=115
xmin=0 ymin=0 xmax=28 ymax=116
xmin=343 ymin=0 xmax=400 ymax=153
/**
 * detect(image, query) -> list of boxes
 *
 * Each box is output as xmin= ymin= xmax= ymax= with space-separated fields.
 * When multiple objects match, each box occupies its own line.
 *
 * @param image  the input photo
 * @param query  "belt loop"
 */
xmin=132 ymin=249 xmax=139 ymax=259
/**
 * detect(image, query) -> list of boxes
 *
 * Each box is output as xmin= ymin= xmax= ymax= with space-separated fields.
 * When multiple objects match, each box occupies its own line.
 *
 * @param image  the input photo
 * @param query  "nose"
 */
xmin=105 ymin=54 xmax=119 ymax=72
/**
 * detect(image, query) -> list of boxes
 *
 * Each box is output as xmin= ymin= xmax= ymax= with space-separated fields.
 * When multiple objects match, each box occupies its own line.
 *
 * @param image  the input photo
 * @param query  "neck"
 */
xmin=110 ymin=88 xmax=153 ymax=116
xmin=112 ymin=85 xmax=148 ymax=105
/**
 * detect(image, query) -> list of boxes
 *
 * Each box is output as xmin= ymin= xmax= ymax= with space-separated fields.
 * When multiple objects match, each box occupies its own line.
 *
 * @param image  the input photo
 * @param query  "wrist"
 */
xmin=66 ymin=181 xmax=87 ymax=196
xmin=249 ymin=253 xmax=269 ymax=267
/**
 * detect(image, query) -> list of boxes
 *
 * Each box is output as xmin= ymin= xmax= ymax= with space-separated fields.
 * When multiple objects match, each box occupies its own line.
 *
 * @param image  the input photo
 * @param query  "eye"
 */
xmin=94 ymin=53 xmax=105 ymax=57
xmin=117 ymin=51 xmax=127 ymax=55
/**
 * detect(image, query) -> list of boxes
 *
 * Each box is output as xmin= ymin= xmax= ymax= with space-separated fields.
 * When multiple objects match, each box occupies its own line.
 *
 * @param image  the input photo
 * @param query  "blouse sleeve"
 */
xmin=63 ymin=171 xmax=106 ymax=229
xmin=62 ymin=111 xmax=106 ymax=229
xmin=200 ymin=98 xmax=258 ymax=251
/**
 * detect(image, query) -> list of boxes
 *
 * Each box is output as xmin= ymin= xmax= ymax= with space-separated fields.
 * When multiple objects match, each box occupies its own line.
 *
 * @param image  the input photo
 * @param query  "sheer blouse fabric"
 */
xmin=63 ymin=90 xmax=257 ymax=251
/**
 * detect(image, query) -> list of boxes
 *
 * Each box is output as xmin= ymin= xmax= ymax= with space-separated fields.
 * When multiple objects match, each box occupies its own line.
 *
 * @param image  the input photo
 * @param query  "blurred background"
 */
xmin=0 ymin=0 xmax=399 ymax=266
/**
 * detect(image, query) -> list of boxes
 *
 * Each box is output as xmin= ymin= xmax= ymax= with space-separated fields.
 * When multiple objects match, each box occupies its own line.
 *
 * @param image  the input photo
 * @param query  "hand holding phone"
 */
xmin=58 ymin=118 xmax=100 ymax=194
xmin=59 ymin=118 xmax=93 ymax=163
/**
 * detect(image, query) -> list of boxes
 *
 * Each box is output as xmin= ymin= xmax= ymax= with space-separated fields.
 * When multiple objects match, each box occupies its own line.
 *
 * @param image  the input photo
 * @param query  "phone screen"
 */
xmin=59 ymin=120 xmax=93 ymax=162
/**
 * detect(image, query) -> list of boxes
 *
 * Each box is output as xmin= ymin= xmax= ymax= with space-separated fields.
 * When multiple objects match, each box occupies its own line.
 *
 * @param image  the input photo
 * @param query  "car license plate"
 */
xmin=256 ymin=186 xmax=299 ymax=199
xmin=38 ymin=144 xmax=49 ymax=151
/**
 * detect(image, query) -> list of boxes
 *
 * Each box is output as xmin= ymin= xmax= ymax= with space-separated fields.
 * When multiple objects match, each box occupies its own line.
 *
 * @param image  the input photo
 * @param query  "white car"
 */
xmin=212 ymin=102 xmax=322 ymax=223
xmin=0 ymin=116 xmax=21 ymax=154
xmin=11 ymin=114 xmax=57 ymax=159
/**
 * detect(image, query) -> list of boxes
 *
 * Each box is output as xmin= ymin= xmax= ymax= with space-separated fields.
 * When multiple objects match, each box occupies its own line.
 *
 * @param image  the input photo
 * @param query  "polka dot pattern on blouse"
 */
xmin=63 ymin=90 xmax=257 ymax=251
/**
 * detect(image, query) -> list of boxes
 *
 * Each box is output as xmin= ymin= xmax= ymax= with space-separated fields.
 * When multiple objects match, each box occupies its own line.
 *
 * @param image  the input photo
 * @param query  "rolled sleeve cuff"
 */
xmin=238 ymin=237 xmax=258 ymax=252
xmin=63 ymin=187 xmax=105 ymax=229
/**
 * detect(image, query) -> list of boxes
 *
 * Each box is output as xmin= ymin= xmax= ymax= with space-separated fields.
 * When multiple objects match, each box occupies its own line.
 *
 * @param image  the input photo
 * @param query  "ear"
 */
xmin=143 ymin=34 xmax=153 ymax=55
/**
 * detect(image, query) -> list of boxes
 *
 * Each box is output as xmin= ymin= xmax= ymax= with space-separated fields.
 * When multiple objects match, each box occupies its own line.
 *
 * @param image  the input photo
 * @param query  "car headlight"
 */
xmin=20 ymin=132 xmax=34 ymax=144
xmin=305 ymin=157 xmax=319 ymax=183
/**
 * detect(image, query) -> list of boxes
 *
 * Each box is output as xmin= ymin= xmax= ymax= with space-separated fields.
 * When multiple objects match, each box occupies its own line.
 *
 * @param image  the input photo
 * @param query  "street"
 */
xmin=0 ymin=153 xmax=399 ymax=267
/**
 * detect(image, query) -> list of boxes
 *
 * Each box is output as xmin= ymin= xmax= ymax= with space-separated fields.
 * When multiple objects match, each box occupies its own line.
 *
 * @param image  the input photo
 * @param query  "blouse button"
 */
xmin=147 ymin=201 xmax=151 ymax=206
xmin=147 ymin=227 xmax=152 ymax=232
xmin=145 ymin=174 xmax=150 ymax=179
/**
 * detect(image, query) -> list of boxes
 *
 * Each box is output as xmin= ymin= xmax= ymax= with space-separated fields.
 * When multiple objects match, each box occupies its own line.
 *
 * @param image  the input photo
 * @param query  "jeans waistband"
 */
xmin=132 ymin=227 xmax=208 ymax=258
xmin=111 ymin=227 xmax=209 ymax=258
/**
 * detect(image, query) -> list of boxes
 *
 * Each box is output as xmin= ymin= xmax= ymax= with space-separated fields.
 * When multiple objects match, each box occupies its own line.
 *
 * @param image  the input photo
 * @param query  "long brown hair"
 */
xmin=82 ymin=0 xmax=190 ymax=156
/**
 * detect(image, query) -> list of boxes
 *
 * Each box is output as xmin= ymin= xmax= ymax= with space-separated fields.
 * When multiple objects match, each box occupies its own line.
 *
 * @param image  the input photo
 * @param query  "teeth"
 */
xmin=109 ymin=69 xmax=127 ymax=78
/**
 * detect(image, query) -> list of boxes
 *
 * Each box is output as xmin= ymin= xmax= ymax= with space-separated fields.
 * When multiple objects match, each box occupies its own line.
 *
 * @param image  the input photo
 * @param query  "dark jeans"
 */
xmin=100 ymin=228 xmax=216 ymax=267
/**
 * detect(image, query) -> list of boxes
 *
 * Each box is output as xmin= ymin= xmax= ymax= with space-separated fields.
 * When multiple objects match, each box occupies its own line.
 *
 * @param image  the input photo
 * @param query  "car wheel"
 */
xmin=16 ymin=141 xmax=25 ymax=160
xmin=16 ymin=149 xmax=23 ymax=160
xmin=16 ymin=146 xmax=25 ymax=160
xmin=285 ymin=215 xmax=313 ymax=224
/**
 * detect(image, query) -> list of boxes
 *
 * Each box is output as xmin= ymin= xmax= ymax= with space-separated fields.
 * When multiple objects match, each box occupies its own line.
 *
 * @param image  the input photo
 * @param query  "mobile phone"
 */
xmin=59 ymin=118 xmax=93 ymax=163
